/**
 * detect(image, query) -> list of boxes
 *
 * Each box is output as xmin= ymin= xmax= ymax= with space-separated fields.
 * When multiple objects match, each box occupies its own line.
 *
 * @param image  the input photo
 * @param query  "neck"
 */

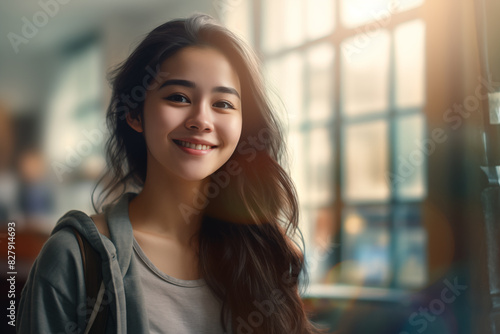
xmin=129 ymin=163 xmax=208 ymax=247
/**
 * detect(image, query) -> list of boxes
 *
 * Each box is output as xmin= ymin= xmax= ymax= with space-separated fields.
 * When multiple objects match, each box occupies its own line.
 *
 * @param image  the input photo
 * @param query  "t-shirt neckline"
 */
xmin=132 ymin=236 xmax=206 ymax=288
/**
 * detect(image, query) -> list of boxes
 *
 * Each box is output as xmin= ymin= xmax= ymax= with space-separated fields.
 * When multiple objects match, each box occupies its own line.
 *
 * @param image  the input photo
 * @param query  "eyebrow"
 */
xmin=158 ymin=79 xmax=241 ymax=99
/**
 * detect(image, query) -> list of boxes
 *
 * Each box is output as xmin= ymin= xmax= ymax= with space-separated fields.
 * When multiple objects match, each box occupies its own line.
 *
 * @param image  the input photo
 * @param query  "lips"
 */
xmin=173 ymin=139 xmax=217 ymax=151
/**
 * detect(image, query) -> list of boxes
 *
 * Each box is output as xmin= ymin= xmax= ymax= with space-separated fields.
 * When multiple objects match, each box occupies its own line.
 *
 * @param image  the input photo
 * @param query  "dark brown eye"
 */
xmin=213 ymin=101 xmax=235 ymax=109
xmin=165 ymin=94 xmax=190 ymax=103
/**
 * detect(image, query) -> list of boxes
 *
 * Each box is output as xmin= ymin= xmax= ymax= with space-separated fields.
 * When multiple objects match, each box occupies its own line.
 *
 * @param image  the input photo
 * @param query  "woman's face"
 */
xmin=128 ymin=46 xmax=242 ymax=182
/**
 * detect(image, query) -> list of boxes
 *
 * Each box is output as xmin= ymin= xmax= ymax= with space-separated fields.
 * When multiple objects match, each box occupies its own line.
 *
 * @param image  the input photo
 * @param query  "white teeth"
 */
xmin=177 ymin=140 xmax=212 ymax=151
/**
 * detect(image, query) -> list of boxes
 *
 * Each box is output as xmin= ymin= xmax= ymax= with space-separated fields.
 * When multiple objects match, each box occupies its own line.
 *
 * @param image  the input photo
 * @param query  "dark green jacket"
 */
xmin=17 ymin=192 xmax=150 ymax=333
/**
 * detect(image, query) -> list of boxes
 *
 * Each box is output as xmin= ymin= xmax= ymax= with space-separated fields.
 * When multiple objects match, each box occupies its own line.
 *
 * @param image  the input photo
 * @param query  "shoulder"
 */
xmin=35 ymin=210 xmax=108 ymax=282
xmin=90 ymin=213 xmax=111 ymax=239
xmin=18 ymin=226 xmax=88 ymax=332
xmin=33 ymin=227 xmax=84 ymax=286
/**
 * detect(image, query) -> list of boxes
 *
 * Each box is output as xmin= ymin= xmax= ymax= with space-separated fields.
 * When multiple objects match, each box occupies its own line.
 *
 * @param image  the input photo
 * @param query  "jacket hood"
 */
xmin=51 ymin=192 xmax=139 ymax=277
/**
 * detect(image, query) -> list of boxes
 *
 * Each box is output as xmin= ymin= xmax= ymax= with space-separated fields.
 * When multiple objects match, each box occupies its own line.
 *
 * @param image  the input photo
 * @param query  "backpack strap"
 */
xmin=70 ymin=227 xmax=109 ymax=333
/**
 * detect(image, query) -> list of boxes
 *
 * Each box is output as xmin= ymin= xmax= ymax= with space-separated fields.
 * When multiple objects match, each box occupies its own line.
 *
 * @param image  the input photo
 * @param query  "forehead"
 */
xmin=157 ymin=46 xmax=241 ymax=90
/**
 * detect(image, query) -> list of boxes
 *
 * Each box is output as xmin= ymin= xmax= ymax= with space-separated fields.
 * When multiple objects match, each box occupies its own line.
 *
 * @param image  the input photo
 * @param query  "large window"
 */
xmin=223 ymin=0 xmax=427 ymax=292
xmin=43 ymin=35 xmax=105 ymax=215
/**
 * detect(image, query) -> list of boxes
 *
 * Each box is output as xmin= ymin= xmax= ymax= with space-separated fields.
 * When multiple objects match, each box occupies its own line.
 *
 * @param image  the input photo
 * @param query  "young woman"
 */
xmin=18 ymin=14 xmax=325 ymax=334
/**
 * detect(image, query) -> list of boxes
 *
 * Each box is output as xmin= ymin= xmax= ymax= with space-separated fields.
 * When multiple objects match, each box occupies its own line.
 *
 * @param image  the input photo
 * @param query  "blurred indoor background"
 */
xmin=0 ymin=0 xmax=496 ymax=333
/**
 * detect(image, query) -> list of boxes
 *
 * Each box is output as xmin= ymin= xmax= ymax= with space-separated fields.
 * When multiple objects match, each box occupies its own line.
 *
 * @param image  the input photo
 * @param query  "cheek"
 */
xmin=144 ymin=107 xmax=181 ymax=140
xmin=223 ymin=116 xmax=242 ymax=147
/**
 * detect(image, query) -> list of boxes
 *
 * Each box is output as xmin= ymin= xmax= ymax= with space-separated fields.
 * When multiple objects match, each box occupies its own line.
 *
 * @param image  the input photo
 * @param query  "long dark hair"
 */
xmin=93 ymin=14 xmax=325 ymax=334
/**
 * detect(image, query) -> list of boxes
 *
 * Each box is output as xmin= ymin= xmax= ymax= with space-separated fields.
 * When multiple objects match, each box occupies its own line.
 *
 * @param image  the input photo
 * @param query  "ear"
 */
xmin=126 ymin=112 xmax=143 ymax=133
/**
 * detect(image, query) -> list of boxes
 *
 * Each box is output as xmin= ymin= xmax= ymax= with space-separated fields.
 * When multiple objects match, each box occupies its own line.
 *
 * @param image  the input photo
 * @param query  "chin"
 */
xmin=177 ymin=170 xmax=213 ymax=182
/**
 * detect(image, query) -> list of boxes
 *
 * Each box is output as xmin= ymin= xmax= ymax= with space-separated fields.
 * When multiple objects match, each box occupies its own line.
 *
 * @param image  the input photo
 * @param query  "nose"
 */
xmin=185 ymin=101 xmax=213 ymax=132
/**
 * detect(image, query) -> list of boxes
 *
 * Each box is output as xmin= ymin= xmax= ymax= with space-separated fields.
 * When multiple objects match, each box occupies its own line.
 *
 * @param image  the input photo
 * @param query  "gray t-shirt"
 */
xmin=133 ymin=237 xmax=232 ymax=334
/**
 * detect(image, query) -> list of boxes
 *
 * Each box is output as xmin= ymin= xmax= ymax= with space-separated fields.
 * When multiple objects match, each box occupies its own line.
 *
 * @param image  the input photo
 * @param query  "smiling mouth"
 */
xmin=173 ymin=139 xmax=217 ymax=151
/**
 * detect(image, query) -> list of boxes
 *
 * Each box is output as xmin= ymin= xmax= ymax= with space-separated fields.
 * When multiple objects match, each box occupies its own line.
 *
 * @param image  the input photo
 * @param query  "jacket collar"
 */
xmin=104 ymin=192 xmax=138 ymax=277
xmin=52 ymin=191 xmax=139 ymax=279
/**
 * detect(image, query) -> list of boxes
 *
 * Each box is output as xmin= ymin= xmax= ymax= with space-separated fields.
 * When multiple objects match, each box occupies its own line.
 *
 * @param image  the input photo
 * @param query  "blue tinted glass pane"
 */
xmin=341 ymin=206 xmax=391 ymax=286
xmin=394 ymin=205 xmax=426 ymax=287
